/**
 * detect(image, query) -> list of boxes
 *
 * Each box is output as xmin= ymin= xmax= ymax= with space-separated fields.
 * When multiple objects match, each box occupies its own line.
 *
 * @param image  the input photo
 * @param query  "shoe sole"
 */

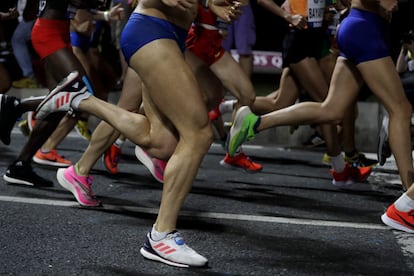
xmin=57 ymin=168 xmax=100 ymax=207
xmin=381 ymin=213 xmax=414 ymax=233
xmin=3 ymin=174 xmax=35 ymax=186
xmin=140 ymin=247 xmax=189 ymax=268
xmin=135 ymin=146 xmax=164 ymax=183
xmin=219 ymin=159 xmax=262 ymax=173
xmin=331 ymin=179 xmax=355 ymax=188
xmin=227 ymin=106 xmax=252 ymax=156
xmin=27 ymin=111 xmax=36 ymax=132
xmin=33 ymin=156 xmax=71 ymax=168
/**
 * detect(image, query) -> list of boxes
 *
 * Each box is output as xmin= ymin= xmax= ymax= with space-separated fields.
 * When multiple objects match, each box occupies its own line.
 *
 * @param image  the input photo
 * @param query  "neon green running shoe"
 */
xmin=227 ymin=106 xmax=260 ymax=156
xmin=322 ymin=153 xmax=331 ymax=165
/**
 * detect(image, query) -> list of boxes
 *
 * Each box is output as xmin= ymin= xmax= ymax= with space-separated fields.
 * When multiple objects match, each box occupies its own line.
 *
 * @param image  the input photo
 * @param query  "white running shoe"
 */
xmin=140 ymin=231 xmax=208 ymax=268
xmin=35 ymin=71 xmax=91 ymax=120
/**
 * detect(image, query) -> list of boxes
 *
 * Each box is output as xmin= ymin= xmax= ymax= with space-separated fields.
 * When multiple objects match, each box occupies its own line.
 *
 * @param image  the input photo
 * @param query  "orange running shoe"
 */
xmin=381 ymin=203 xmax=414 ymax=233
xmin=103 ymin=144 xmax=122 ymax=175
xmin=33 ymin=149 xmax=72 ymax=167
xmin=330 ymin=163 xmax=371 ymax=187
xmin=220 ymin=152 xmax=262 ymax=173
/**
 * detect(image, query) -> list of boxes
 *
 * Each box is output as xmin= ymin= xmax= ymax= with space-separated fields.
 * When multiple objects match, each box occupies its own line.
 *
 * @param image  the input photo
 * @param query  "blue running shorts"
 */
xmin=120 ymin=13 xmax=188 ymax=64
xmin=70 ymin=31 xmax=92 ymax=53
xmin=337 ymin=8 xmax=390 ymax=64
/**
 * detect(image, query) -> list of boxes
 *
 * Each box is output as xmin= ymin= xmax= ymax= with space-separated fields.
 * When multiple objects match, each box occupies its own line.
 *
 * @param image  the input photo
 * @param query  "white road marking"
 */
xmin=0 ymin=195 xmax=387 ymax=231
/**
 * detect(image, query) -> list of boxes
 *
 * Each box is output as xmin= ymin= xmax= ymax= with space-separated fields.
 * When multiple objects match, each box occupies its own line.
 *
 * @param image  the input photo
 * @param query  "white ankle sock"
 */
xmin=394 ymin=193 xmax=414 ymax=212
xmin=71 ymin=92 xmax=91 ymax=110
xmin=114 ymin=138 xmax=124 ymax=148
xmin=219 ymin=100 xmax=236 ymax=114
xmin=330 ymin=154 xmax=345 ymax=173
xmin=151 ymin=225 xmax=168 ymax=241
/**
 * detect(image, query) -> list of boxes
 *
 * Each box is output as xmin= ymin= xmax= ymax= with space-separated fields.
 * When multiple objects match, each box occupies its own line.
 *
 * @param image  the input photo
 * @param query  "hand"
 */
xmin=209 ymin=0 xmax=242 ymax=22
xmin=286 ymin=14 xmax=307 ymax=30
xmin=109 ymin=3 xmax=125 ymax=20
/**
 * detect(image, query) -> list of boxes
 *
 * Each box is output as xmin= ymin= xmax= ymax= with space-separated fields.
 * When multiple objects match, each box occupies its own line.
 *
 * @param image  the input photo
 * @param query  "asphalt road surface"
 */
xmin=0 ymin=128 xmax=413 ymax=275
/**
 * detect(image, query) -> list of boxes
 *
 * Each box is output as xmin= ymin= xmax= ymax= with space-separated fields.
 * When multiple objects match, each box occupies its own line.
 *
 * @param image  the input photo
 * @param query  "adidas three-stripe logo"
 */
xmin=153 ymin=242 xmax=177 ymax=254
xmin=55 ymin=92 xmax=71 ymax=109
xmin=54 ymin=81 xmax=84 ymax=109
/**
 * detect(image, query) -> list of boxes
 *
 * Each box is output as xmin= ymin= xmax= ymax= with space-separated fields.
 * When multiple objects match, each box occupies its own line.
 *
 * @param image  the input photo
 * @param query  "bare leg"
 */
xmin=40 ymin=115 xmax=77 ymax=151
xmin=77 ymin=68 xmax=143 ymax=175
xmin=76 ymin=40 xmax=213 ymax=232
xmin=184 ymin=50 xmax=225 ymax=110
xmin=252 ymin=68 xmax=300 ymax=114
xmin=211 ymin=52 xmax=255 ymax=108
xmin=358 ymin=57 xmax=413 ymax=190
xmin=238 ymin=54 xmax=253 ymax=78
xmin=289 ymin=57 xmax=340 ymax=156
xmin=257 ymin=59 xmax=361 ymax=141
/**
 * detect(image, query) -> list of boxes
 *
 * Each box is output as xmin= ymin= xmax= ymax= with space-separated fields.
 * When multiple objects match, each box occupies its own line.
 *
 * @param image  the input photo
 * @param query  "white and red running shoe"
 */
xmin=35 ymin=71 xmax=91 ymax=120
xmin=140 ymin=231 xmax=208 ymax=268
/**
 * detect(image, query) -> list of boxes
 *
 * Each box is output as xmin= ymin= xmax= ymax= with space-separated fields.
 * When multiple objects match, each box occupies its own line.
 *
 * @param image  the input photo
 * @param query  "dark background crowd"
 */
xmin=1 ymin=0 xmax=414 ymax=87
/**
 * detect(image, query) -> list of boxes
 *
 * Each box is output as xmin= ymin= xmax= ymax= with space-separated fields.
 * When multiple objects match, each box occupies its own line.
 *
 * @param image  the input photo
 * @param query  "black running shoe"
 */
xmin=0 ymin=94 xmax=20 ymax=145
xmin=3 ymin=161 xmax=54 ymax=187
xmin=345 ymin=152 xmax=378 ymax=168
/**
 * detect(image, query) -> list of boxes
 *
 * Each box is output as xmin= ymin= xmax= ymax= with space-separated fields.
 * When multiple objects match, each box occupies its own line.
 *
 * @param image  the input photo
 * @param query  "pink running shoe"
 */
xmin=57 ymin=165 xmax=101 ymax=207
xmin=135 ymin=145 xmax=166 ymax=183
